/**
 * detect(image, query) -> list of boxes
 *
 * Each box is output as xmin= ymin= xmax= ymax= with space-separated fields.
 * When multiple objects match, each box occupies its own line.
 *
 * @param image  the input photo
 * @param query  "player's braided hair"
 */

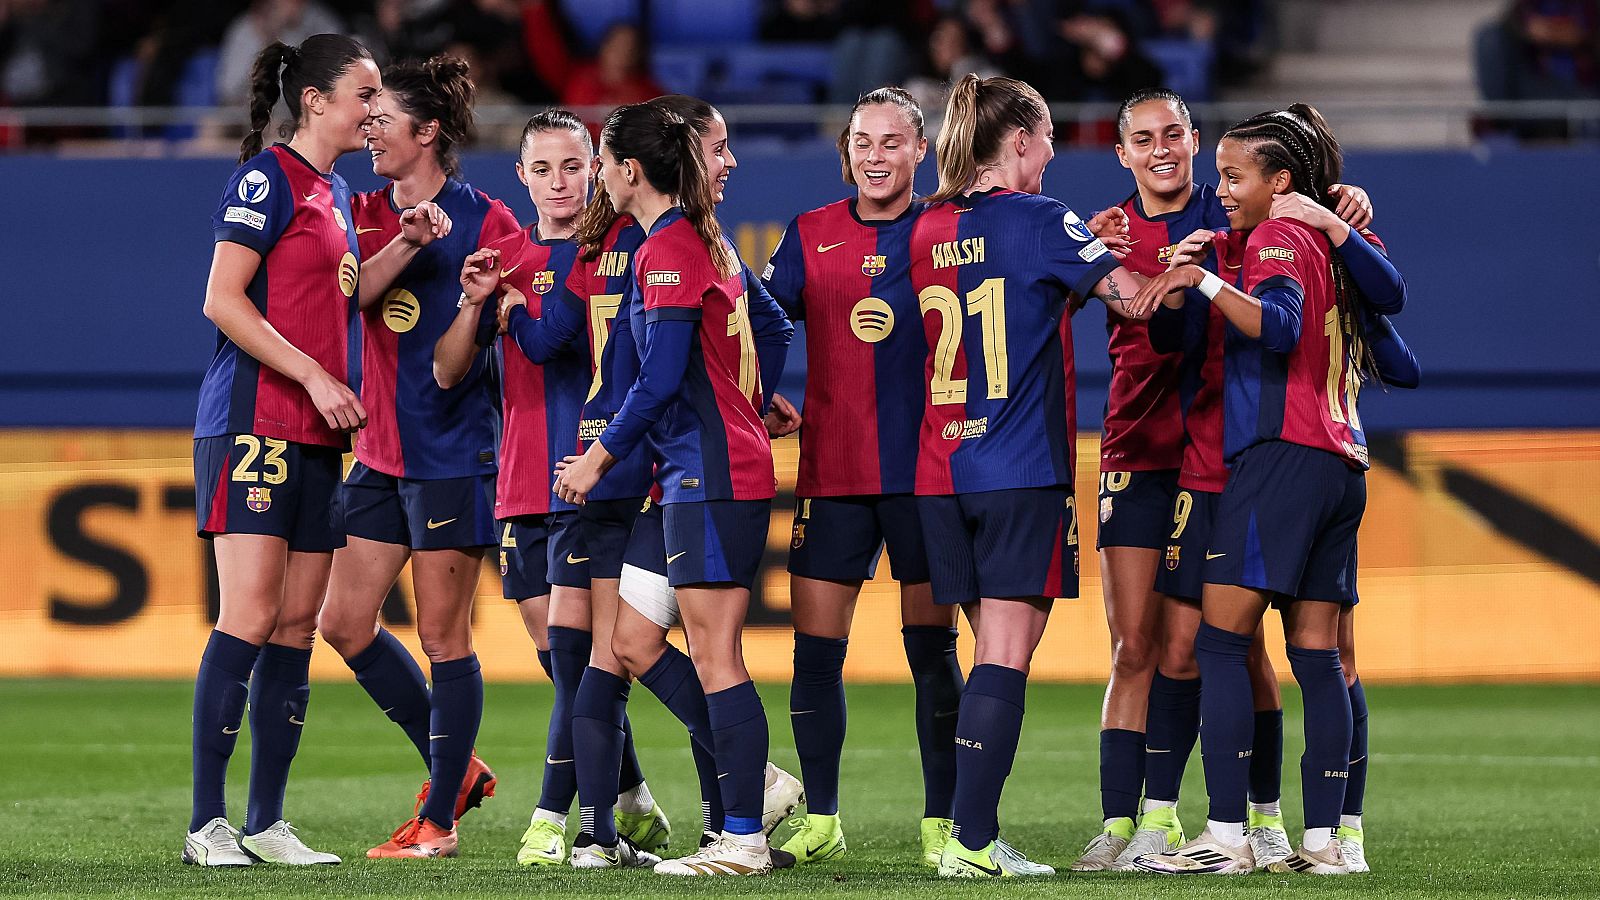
xmin=1224 ymin=104 xmax=1380 ymax=384
xmin=381 ymin=55 xmax=477 ymax=178
xmin=1115 ymin=88 xmax=1191 ymax=143
xmin=838 ymin=86 xmax=924 ymax=185
xmin=929 ymin=74 xmax=1049 ymax=202
xmin=240 ymin=34 xmax=372 ymax=163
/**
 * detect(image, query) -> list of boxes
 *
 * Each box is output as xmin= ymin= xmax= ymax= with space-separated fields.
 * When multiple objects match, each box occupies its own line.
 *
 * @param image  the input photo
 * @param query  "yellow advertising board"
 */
xmin=1 ymin=430 xmax=1597 ymax=682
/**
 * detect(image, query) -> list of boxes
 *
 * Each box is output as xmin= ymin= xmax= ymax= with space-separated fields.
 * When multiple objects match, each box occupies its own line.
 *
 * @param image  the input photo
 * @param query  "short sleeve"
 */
xmin=479 ymin=197 xmax=525 ymax=248
xmin=638 ymin=235 xmax=706 ymax=324
xmin=1242 ymin=220 xmax=1309 ymax=296
xmin=1038 ymin=199 xmax=1119 ymax=300
xmin=212 ymin=156 xmax=293 ymax=255
xmin=761 ymin=215 xmax=807 ymax=320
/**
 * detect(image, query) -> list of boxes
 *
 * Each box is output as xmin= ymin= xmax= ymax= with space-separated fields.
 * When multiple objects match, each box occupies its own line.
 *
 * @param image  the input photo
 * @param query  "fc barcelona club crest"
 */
xmin=532 ymin=270 xmax=556 ymax=294
xmin=332 ymin=207 xmax=348 ymax=232
xmin=500 ymin=551 xmax=509 ymax=577
xmin=1165 ymin=544 xmax=1181 ymax=571
xmin=791 ymin=523 xmax=806 ymax=550
xmin=246 ymin=486 xmax=272 ymax=513
xmin=1099 ymin=496 xmax=1114 ymax=523
xmin=861 ymin=254 xmax=887 ymax=277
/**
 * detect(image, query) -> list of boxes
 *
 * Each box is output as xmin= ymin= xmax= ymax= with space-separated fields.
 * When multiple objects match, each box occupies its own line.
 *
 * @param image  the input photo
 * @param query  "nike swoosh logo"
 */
xmin=790 ymin=709 xmax=815 ymax=716
xmin=716 ymin=772 xmax=729 ymax=779
xmin=499 ymin=263 xmax=522 ymax=277
xmin=816 ymin=241 xmax=847 ymax=253
xmin=547 ymin=756 xmax=573 ymax=764
xmin=1349 ymin=755 xmax=1366 ymax=765
xmin=426 ymin=518 xmax=457 ymax=530
xmin=222 ymin=726 xmax=240 ymax=735
xmin=303 ymin=192 xmax=319 ymax=202
xmin=959 ymin=858 xmax=1003 ymax=876
xmin=289 ymin=716 xmax=305 ymax=725
xmin=566 ymin=554 xmax=590 ymax=564
xmin=1205 ymin=552 xmax=1227 ymax=560
xmin=380 ymin=707 xmax=395 ymax=714
xmin=666 ymin=551 xmax=687 ymax=564
xmin=355 ymin=226 xmax=382 ymax=234
xmin=934 ymin=709 xmax=959 ymax=718
xmin=429 ymin=734 xmax=448 ymax=741
xmin=1146 ymin=748 xmax=1172 ymax=753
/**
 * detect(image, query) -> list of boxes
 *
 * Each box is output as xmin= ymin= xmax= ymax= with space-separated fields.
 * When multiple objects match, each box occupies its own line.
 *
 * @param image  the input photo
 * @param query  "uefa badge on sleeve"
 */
xmin=246 ymin=487 xmax=272 ymax=513
xmin=1166 ymin=544 xmax=1181 ymax=571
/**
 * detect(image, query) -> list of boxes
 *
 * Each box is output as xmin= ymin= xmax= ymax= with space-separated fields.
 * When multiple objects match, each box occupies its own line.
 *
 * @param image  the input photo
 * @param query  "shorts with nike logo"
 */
xmin=194 ymin=434 xmax=345 ymax=552
xmin=337 ymin=461 xmax=496 ymax=550
xmin=1153 ymin=487 xmax=1219 ymax=603
xmin=662 ymin=499 xmax=771 ymax=588
xmin=1204 ymin=439 xmax=1365 ymax=606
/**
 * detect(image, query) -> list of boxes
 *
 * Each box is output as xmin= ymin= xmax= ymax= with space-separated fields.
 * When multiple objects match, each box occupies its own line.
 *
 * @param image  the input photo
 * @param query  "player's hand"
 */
xmin=1133 ymin=265 xmax=1204 ymax=314
xmin=554 ymin=445 xmax=610 ymax=505
xmin=1166 ymin=229 xmax=1215 ymax=269
xmin=303 ymin=368 xmax=368 ymax=432
xmin=1327 ymin=183 xmax=1373 ymax=230
xmin=399 ymin=200 xmax=452 ymax=247
xmin=764 ymin=393 xmax=802 ymax=438
xmin=1086 ymin=207 xmax=1132 ymax=259
xmin=497 ymin=286 xmax=528 ymax=333
xmin=460 ymin=248 xmax=501 ymax=306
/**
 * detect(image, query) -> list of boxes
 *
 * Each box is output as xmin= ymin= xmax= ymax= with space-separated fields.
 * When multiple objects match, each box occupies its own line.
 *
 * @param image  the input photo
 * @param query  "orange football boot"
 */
xmin=413 ymin=752 xmax=497 ymax=821
xmin=366 ymin=817 xmax=459 ymax=859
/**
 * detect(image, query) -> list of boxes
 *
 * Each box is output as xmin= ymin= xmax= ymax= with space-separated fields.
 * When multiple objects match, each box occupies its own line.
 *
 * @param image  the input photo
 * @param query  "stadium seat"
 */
xmin=1142 ymin=38 xmax=1214 ymax=102
xmin=107 ymin=57 xmax=141 ymax=139
xmin=724 ymin=43 xmax=831 ymax=103
xmin=559 ymin=0 xmax=642 ymax=52
xmin=650 ymin=0 xmax=760 ymax=46
xmin=651 ymin=46 xmax=716 ymax=96
xmin=166 ymin=49 xmax=218 ymax=140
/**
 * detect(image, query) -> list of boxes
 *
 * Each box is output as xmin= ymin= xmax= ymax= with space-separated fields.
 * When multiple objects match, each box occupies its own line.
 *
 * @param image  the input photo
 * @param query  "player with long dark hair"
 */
xmin=187 ymin=33 xmax=377 ymax=867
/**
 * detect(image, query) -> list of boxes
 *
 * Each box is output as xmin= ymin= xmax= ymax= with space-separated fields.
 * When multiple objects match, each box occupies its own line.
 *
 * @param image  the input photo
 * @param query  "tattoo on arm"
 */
xmin=1104 ymin=274 xmax=1123 ymax=304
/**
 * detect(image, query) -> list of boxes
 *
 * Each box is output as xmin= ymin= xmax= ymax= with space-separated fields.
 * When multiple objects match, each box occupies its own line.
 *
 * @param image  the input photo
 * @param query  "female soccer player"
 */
xmin=552 ymin=100 xmax=794 ymax=877
xmin=187 ymin=33 xmax=377 ymax=867
xmin=909 ymin=74 xmax=1157 ymax=878
xmin=1129 ymin=104 xmax=1408 ymax=876
xmin=760 ymin=86 xmax=965 ymax=868
xmin=311 ymin=55 xmax=522 ymax=861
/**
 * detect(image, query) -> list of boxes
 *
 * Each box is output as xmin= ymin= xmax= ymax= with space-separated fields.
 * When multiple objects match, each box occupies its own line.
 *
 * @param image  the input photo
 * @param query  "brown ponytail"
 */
xmin=574 ymin=185 xmax=621 ymax=262
xmin=667 ymin=119 xmax=736 ymax=279
xmin=383 ymin=54 xmax=477 ymax=177
xmin=928 ymin=74 xmax=1048 ymax=202
xmin=239 ymin=33 xmax=373 ymax=163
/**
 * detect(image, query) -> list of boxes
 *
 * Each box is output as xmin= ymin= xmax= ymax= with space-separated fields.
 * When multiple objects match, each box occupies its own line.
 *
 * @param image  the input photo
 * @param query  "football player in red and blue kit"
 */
xmin=761 ymin=87 xmax=964 ymax=868
xmin=187 ymin=34 xmax=377 ymax=868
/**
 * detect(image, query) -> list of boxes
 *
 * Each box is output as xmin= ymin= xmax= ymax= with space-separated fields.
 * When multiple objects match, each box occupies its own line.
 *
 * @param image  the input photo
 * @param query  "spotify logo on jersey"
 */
xmin=383 ymin=289 xmax=421 ymax=333
xmin=338 ymin=253 xmax=359 ymax=298
xmin=850 ymin=296 xmax=894 ymax=343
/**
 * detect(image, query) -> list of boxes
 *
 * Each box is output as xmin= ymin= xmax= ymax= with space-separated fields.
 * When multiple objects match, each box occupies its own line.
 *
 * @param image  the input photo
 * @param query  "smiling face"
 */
xmin=1215 ymin=137 xmax=1290 ymax=232
xmin=312 ymin=57 xmax=383 ymax=154
xmin=365 ymin=104 xmax=433 ymax=180
xmin=696 ymin=111 xmax=734 ymax=203
xmin=847 ymin=102 xmax=925 ymax=211
xmin=518 ymin=127 xmax=594 ymax=226
xmin=1116 ymin=98 xmax=1196 ymax=200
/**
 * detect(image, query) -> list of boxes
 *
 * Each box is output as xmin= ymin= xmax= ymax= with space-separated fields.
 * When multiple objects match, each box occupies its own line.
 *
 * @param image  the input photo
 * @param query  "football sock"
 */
xmin=190 ymin=630 xmax=260 ymax=832
xmin=1287 ymin=644 xmax=1352 ymax=831
xmin=1207 ymin=819 xmax=1246 ymax=847
xmin=1250 ymin=708 xmax=1285 ymax=804
xmin=418 ymin=654 xmax=484 ymax=829
xmin=618 ymin=779 xmax=655 ymax=816
xmin=790 ymin=632 xmax=848 ymax=816
xmin=1304 ymin=826 xmax=1335 ymax=853
xmin=538 ymin=626 xmax=590 ymax=814
xmin=348 ymin=628 xmax=432 ymax=766
xmin=638 ymin=644 xmax=724 ymax=832
xmin=533 ymin=807 xmax=565 ymax=827
xmin=536 ymin=648 xmax=554 ymax=681
xmin=618 ymin=715 xmax=645 ymax=794
xmin=1196 ymin=622 xmax=1255 ymax=826
xmin=244 ymin=643 xmax=311 ymax=835
xmin=1144 ymin=672 xmax=1201 ymax=802
xmin=727 ymin=830 xmax=766 ymax=850
xmin=706 ymin=680 xmax=768 ymax=835
xmin=572 ymin=667 xmax=629 ymax=845
xmin=1099 ymin=728 xmax=1145 ymax=823
xmin=1345 ymin=679 xmax=1369 ymax=817
xmin=1341 ymin=814 xmax=1363 ymax=831
xmin=1251 ymin=800 xmax=1281 ymax=818
xmin=902 ymin=625 xmax=963 ymax=819
xmin=694 ymin=743 xmax=725 ymax=834
xmin=951 ymin=664 xmax=1027 ymax=852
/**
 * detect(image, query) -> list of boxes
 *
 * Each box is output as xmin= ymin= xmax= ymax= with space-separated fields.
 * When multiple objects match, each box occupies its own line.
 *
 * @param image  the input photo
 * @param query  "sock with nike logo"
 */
xmin=419 ymin=654 xmax=484 ymax=829
xmin=638 ymin=645 xmax=724 ymax=834
xmin=706 ymin=680 xmax=768 ymax=834
xmin=572 ymin=667 xmax=631 ymax=845
xmin=245 ymin=643 xmax=312 ymax=835
xmin=348 ymin=628 xmax=433 ymax=766
xmin=1250 ymin=708 xmax=1285 ymax=806
xmin=539 ymin=627 xmax=591 ymax=816
xmin=1144 ymin=672 xmax=1201 ymax=803
xmin=1344 ymin=679 xmax=1368 ymax=818
xmin=1287 ymin=644 xmax=1352 ymax=830
xmin=1099 ymin=728 xmax=1146 ymax=823
xmin=1196 ymin=622 xmax=1254 ymax=826
xmin=790 ymin=632 xmax=848 ymax=816
xmin=902 ymin=625 xmax=963 ymax=819
xmin=190 ymin=630 xmax=260 ymax=832
xmin=952 ymin=664 xmax=1027 ymax=851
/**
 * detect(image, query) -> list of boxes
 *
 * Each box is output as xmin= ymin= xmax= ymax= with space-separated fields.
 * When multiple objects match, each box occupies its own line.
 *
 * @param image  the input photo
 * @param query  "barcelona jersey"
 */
xmin=351 ymin=179 xmax=522 ymax=479
xmin=197 ymin=144 xmax=361 ymax=448
xmin=910 ymin=189 xmax=1118 ymax=495
xmin=764 ymin=199 xmax=927 ymax=497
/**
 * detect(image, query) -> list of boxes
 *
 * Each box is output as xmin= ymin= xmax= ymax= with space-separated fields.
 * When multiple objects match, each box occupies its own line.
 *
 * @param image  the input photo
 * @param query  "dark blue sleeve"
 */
xmin=1148 ymin=303 xmax=1187 ymax=354
xmin=746 ymin=265 xmax=794 ymax=413
xmin=472 ymin=300 xmax=498 ymax=348
xmin=761 ymin=216 xmax=808 ymax=320
xmin=1336 ymin=232 xmax=1407 ymax=316
xmin=212 ymin=157 xmax=293 ymax=255
xmin=505 ymin=287 xmax=584 ymax=363
xmin=598 ymin=318 xmax=694 ymax=461
xmin=1365 ymin=310 xmax=1421 ymax=388
xmin=1252 ymin=275 xmax=1304 ymax=353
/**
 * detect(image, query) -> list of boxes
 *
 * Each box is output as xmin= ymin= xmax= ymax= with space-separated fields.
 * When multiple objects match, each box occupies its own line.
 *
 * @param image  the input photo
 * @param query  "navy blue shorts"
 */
xmin=917 ymin=486 xmax=1079 ymax=605
xmin=194 ymin=434 xmax=345 ymax=552
xmin=787 ymin=494 xmax=931 ymax=583
xmin=1153 ymin=488 xmax=1219 ymax=603
xmin=1096 ymin=468 xmax=1179 ymax=551
xmin=338 ymin=462 xmax=496 ymax=550
xmin=579 ymin=497 xmax=648 ymax=580
xmin=662 ymin=499 xmax=772 ymax=588
xmin=623 ymin=498 xmax=667 ymax=577
xmin=545 ymin=511 xmax=589 ymax=589
xmin=500 ymin=515 xmax=552 ymax=601
xmin=1204 ymin=440 xmax=1366 ymax=606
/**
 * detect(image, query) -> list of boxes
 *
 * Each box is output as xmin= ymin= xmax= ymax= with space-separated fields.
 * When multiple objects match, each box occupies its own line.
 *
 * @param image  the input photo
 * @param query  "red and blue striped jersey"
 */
xmin=763 ymin=199 xmax=926 ymax=496
xmin=351 ymin=179 xmax=522 ymax=479
xmin=1224 ymin=218 xmax=1369 ymax=469
xmin=1102 ymin=184 xmax=1227 ymax=472
xmin=911 ymin=189 xmax=1118 ymax=495
xmin=485 ymin=228 xmax=583 ymax=519
xmin=197 ymin=144 xmax=360 ymax=448
xmin=634 ymin=209 xmax=775 ymax=503
xmin=571 ymin=216 xmax=653 ymax=502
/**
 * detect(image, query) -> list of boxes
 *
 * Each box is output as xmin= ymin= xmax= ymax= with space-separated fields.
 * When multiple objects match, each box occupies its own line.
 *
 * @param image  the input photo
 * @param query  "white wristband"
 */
xmin=1197 ymin=270 xmax=1226 ymax=299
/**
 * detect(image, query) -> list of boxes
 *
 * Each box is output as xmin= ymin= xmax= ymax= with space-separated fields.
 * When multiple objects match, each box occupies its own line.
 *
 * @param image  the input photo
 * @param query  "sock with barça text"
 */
xmin=1196 ymin=622 xmax=1254 ymax=826
xmin=951 ymin=664 xmax=1027 ymax=852
xmin=1287 ymin=645 xmax=1352 ymax=830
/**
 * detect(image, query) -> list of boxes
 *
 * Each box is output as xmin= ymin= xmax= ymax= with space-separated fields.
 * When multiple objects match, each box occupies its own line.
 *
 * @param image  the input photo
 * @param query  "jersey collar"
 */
xmin=849 ymin=197 xmax=922 ymax=228
xmin=274 ymin=142 xmax=333 ymax=181
xmin=646 ymin=206 xmax=685 ymax=235
xmin=1129 ymin=183 xmax=1207 ymax=222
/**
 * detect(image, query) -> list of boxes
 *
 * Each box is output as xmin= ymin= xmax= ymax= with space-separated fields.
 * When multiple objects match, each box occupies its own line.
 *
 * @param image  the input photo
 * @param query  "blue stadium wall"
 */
xmin=2 ymin=145 xmax=1597 ymax=430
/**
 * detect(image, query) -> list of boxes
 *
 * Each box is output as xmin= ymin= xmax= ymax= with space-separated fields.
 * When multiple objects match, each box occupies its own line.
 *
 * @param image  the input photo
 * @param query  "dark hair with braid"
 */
xmin=1223 ymin=103 xmax=1378 ymax=383
xmin=381 ymin=55 xmax=476 ymax=177
xmin=1115 ymin=87 xmax=1191 ymax=143
xmin=838 ymin=86 xmax=924 ymax=184
xmin=241 ymin=34 xmax=372 ymax=162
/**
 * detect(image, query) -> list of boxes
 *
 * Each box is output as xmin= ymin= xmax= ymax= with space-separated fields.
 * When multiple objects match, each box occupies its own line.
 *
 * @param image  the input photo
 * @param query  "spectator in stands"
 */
xmin=215 ymin=0 xmax=344 ymax=104
xmin=906 ymin=15 xmax=1003 ymax=114
xmin=520 ymin=9 xmax=662 ymax=134
xmin=359 ymin=0 xmax=455 ymax=64
xmin=761 ymin=0 xmax=844 ymax=42
xmin=1476 ymin=1 xmax=1599 ymax=102
xmin=135 ymin=1 xmax=244 ymax=108
xmin=0 ymin=0 xmax=104 ymax=106
xmin=1038 ymin=7 xmax=1163 ymax=102
xmin=829 ymin=0 xmax=921 ymax=103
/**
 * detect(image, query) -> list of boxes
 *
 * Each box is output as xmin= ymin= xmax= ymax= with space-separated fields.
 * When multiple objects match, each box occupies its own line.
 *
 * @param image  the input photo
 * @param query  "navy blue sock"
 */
xmin=706 ymin=680 xmax=768 ymax=835
xmin=536 ymin=648 xmax=554 ymax=680
xmin=1287 ymin=644 xmax=1352 ymax=829
xmin=638 ymin=645 xmax=723 ymax=831
xmin=618 ymin=716 xmax=644 ymax=793
xmin=1249 ymin=708 xmax=1285 ymax=804
xmin=903 ymin=625 xmax=963 ymax=819
xmin=244 ymin=643 xmax=311 ymax=835
xmin=538 ymin=626 xmax=591 ymax=813
xmin=1345 ymin=679 xmax=1369 ymax=816
xmin=952 ymin=664 xmax=1026 ymax=851
xmin=190 ymin=631 xmax=260 ymax=832
xmin=1196 ymin=622 xmax=1255 ymax=825
xmin=1144 ymin=673 xmax=1201 ymax=802
xmin=1099 ymin=728 xmax=1145 ymax=822
xmin=572 ymin=667 xmax=630 ymax=844
xmin=790 ymin=632 xmax=848 ymax=816
xmin=417 ymin=655 xmax=484 ymax=829
xmin=347 ymin=629 xmax=432 ymax=767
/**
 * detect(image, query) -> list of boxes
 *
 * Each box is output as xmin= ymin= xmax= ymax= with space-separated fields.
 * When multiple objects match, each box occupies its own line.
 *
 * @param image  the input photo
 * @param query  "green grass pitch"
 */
xmin=3 ymin=679 xmax=1597 ymax=898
